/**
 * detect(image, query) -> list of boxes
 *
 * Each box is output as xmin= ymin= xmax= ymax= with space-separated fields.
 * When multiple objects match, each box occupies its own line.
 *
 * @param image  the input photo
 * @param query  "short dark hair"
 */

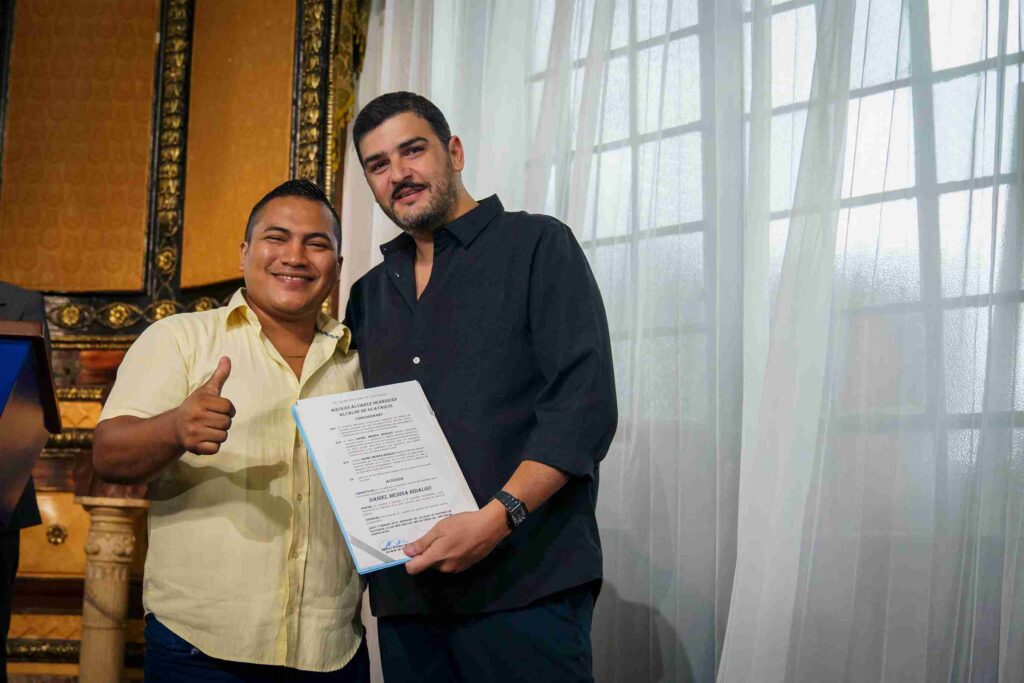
xmin=352 ymin=91 xmax=452 ymax=166
xmin=245 ymin=179 xmax=341 ymax=252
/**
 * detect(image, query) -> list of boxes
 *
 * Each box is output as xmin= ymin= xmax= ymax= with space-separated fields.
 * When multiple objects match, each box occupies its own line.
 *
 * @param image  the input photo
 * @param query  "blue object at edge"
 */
xmin=0 ymin=339 xmax=30 ymax=415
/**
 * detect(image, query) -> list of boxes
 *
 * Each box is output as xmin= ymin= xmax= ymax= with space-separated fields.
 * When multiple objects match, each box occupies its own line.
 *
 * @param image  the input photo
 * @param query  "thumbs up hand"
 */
xmin=173 ymin=356 xmax=236 ymax=455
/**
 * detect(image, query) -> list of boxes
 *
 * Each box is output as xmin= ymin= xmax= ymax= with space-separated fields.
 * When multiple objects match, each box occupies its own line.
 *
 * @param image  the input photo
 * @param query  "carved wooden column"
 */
xmin=75 ymin=497 xmax=148 ymax=683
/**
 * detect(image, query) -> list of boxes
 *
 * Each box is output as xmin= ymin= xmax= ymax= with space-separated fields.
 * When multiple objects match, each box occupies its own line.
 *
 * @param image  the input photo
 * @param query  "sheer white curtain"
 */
xmin=724 ymin=0 xmax=1024 ymax=680
xmin=339 ymin=0 xmax=1024 ymax=681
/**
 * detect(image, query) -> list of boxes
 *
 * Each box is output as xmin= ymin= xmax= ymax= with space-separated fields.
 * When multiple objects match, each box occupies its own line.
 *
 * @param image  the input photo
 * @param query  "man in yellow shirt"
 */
xmin=93 ymin=180 xmax=368 ymax=682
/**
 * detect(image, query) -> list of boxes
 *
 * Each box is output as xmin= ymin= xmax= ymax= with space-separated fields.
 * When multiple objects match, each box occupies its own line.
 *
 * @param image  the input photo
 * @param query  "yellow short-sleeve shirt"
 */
xmin=99 ymin=289 xmax=363 ymax=672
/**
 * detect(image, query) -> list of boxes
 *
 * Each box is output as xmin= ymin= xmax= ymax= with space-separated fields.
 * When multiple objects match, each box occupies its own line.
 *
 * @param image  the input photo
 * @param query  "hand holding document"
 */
xmin=293 ymin=381 xmax=477 ymax=574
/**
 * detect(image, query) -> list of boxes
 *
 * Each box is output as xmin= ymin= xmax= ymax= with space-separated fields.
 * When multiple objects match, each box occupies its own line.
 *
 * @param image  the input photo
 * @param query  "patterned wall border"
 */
xmin=325 ymin=0 xmax=338 ymax=198
xmin=149 ymin=0 xmax=192 ymax=303
xmin=55 ymin=387 xmax=106 ymax=401
xmin=50 ymin=335 xmax=138 ymax=352
xmin=7 ymin=638 xmax=79 ymax=663
xmin=7 ymin=638 xmax=144 ymax=666
xmin=292 ymin=0 xmax=336 ymax=193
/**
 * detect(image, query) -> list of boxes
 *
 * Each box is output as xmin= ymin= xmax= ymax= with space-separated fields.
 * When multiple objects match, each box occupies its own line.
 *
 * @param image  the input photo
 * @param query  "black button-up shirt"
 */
xmin=345 ymin=195 xmax=617 ymax=616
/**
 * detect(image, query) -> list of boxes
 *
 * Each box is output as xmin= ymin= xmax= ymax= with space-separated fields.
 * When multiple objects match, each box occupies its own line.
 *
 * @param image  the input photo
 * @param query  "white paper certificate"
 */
xmin=292 ymin=380 xmax=478 ymax=574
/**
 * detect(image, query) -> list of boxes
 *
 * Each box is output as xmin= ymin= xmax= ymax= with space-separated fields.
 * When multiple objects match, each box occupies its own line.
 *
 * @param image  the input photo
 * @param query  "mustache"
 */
xmin=391 ymin=181 xmax=429 ymax=201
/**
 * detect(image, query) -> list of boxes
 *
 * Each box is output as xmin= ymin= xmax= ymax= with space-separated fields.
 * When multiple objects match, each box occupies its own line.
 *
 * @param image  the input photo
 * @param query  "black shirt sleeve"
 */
xmin=343 ymin=280 xmax=362 ymax=351
xmin=522 ymin=221 xmax=617 ymax=478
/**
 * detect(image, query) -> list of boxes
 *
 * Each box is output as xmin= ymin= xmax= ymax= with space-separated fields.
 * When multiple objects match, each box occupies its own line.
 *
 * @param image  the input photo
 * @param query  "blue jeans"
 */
xmin=377 ymin=583 xmax=596 ymax=683
xmin=143 ymin=615 xmax=369 ymax=683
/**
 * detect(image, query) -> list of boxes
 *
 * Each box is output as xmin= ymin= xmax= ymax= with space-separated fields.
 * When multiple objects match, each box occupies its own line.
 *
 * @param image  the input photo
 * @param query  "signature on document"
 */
xmin=380 ymin=538 xmax=407 ymax=553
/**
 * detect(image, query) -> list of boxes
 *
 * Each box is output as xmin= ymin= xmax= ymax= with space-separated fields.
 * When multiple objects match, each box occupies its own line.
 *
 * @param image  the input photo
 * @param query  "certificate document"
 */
xmin=292 ymin=380 xmax=478 ymax=574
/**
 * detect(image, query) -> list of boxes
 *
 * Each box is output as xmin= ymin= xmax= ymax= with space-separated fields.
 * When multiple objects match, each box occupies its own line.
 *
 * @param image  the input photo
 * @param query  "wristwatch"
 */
xmin=492 ymin=491 xmax=529 ymax=530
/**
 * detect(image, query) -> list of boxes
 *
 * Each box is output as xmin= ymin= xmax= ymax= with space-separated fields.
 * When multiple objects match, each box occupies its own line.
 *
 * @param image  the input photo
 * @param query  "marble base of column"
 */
xmin=75 ymin=497 xmax=147 ymax=683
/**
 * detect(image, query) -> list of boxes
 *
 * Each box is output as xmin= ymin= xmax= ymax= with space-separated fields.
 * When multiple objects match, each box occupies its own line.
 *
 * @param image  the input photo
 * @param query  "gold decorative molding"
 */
xmin=47 ymin=523 xmax=69 ymax=546
xmin=103 ymin=302 xmax=142 ymax=330
xmin=191 ymin=296 xmax=220 ymax=312
xmin=55 ymin=304 xmax=96 ymax=331
xmin=296 ymin=0 xmax=328 ymax=185
xmin=51 ymin=335 xmax=137 ymax=351
xmin=46 ymin=429 xmax=93 ymax=451
xmin=48 ymin=295 xmax=225 ymax=334
xmin=153 ymin=0 xmax=191 ymax=302
xmin=6 ymin=639 xmax=80 ymax=663
xmin=7 ymin=638 xmax=145 ymax=666
xmin=326 ymin=0 xmax=337 ymax=194
xmin=56 ymin=387 xmax=105 ymax=402
xmin=150 ymin=299 xmax=177 ymax=321
xmin=156 ymin=247 xmax=178 ymax=274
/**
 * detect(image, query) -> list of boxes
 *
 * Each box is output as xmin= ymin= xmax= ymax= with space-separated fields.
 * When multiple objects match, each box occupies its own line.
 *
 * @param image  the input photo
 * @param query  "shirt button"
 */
xmin=290 ymin=550 xmax=298 ymax=560
xmin=395 ymin=272 xmax=400 ymax=278
xmin=413 ymin=356 xmax=421 ymax=365
xmin=296 ymin=494 xmax=303 ymax=501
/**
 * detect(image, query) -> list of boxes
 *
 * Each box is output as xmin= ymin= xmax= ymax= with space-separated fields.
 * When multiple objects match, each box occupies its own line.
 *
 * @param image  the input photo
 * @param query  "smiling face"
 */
xmin=358 ymin=112 xmax=463 ymax=235
xmin=239 ymin=196 xmax=341 ymax=324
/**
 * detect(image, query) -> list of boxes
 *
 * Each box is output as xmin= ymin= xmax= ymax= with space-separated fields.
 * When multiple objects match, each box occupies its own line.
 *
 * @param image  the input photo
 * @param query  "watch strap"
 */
xmin=492 ymin=490 xmax=529 ymax=529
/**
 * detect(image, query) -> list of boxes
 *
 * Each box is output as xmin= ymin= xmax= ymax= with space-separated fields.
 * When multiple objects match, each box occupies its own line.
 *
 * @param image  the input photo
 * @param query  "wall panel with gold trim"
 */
xmin=0 ymin=0 xmax=336 ymax=336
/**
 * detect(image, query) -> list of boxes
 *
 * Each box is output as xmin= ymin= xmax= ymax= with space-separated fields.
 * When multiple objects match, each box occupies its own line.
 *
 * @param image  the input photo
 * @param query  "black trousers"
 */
xmin=377 ymin=584 xmax=596 ymax=683
xmin=0 ymin=531 xmax=19 ymax=683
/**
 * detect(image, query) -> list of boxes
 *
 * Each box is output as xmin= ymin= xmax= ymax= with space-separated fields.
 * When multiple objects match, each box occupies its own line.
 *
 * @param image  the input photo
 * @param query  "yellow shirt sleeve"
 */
xmin=99 ymin=319 xmax=190 ymax=422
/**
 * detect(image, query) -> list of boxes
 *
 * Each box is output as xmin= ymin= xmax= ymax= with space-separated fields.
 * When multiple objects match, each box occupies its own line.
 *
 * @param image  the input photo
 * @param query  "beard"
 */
xmin=380 ymin=163 xmax=459 ymax=236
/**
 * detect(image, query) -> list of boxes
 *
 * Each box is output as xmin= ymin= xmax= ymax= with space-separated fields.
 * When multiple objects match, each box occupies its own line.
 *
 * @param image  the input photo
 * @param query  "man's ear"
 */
xmin=448 ymin=135 xmax=466 ymax=172
xmin=239 ymin=241 xmax=249 ymax=272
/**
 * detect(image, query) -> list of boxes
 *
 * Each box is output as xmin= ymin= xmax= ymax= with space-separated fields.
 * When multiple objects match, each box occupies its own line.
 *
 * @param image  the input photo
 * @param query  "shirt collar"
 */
xmin=224 ymin=288 xmax=351 ymax=354
xmin=379 ymin=195 xmax=504 ymax=256
xmin=445 ymin=195 xmax=503 ymax=247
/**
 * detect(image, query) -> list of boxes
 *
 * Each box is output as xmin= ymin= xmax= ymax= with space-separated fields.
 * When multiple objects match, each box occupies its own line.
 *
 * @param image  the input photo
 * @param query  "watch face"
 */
xmin=495 ymin=491 xmax=528 ymax=528
xmin=509 ymin=502 xmax=527 ymax=527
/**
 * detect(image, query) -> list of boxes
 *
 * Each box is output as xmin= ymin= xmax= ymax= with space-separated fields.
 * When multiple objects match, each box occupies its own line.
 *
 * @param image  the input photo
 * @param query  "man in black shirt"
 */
xmin=345 ymin=92 xmax=617 ymax=682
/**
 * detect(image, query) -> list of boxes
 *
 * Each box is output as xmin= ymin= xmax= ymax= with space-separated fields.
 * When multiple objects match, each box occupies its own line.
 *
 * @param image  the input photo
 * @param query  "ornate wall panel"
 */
xmin=179 ymin=0 xmax=297 ymax=288
xmin=0 ymin=0 xmax=336 ymax=335
xmin=0 ymin=0 xmax=158 ymax=292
